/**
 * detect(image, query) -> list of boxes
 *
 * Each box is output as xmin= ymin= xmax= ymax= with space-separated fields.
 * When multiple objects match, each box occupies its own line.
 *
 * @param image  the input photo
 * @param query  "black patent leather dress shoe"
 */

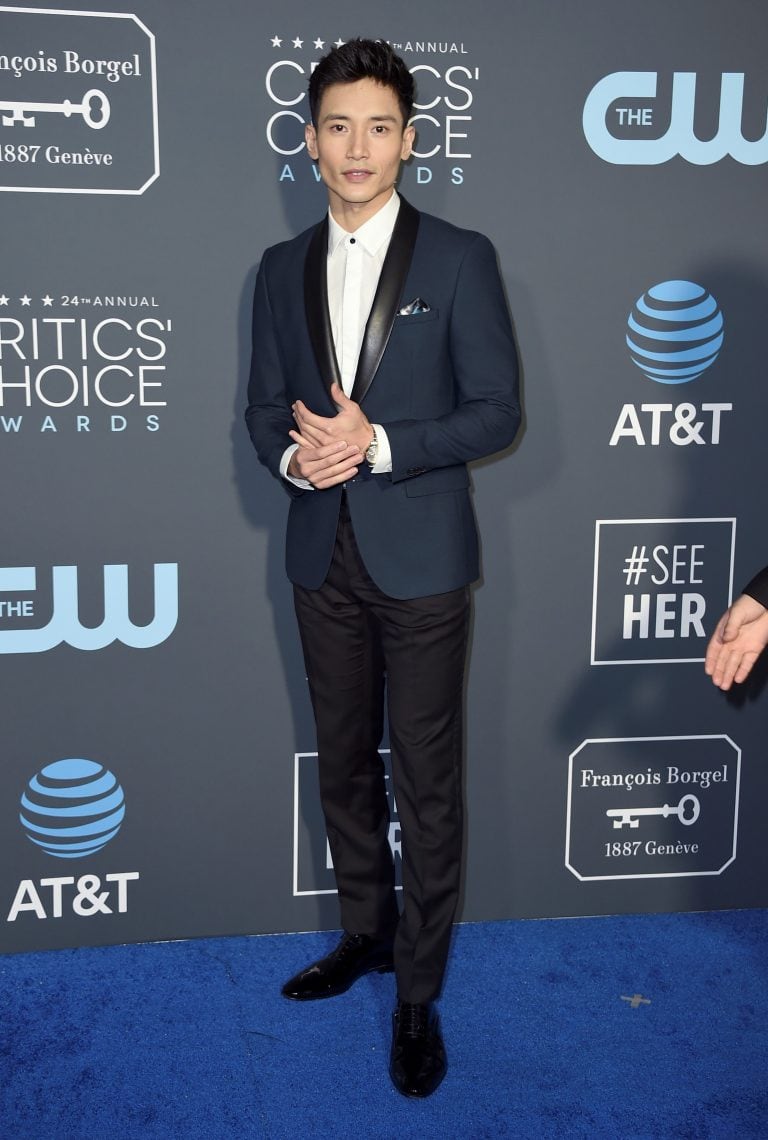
xmin=281 ymin=932 xmax=394 ymax=1000
xmin=389 ymin=1000 xmax=447 ymax=1098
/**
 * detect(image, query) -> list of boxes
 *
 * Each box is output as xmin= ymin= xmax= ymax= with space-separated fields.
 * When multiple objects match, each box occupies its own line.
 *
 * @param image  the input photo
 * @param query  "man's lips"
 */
xmin=343 ymin=169 xmax=374 ymax=179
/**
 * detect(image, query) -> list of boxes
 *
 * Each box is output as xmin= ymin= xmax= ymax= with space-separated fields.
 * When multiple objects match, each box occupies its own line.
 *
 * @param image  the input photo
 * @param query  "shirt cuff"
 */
xmin=742 ymin=566 xmax=768 ymax=609
xmin=370 ymin=424 xmax=392 ymax=474
xmin=280 ymin=444 xmax=314 ymax=490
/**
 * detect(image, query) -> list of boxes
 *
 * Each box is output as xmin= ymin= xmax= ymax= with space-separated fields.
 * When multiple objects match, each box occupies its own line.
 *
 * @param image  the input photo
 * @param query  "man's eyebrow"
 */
xmin=321 ymin=113 xmax=399 ymax=123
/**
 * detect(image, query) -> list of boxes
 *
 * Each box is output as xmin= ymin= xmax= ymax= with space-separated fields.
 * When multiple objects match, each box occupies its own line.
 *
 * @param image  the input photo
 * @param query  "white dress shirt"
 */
xmin=280 ymin=192 xmax=398 ymax=486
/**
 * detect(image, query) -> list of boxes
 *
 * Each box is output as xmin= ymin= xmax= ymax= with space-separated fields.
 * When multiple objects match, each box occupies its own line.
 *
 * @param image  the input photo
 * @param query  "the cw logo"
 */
xmin=0 ymin=563 xmax=178 ymax=653
xmin=583 ymin=72 xmax=768 ymax=165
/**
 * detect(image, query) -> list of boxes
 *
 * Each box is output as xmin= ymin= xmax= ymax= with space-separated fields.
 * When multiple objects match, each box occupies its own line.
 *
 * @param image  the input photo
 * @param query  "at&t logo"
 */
xmin=627 ymin=281 xmax=723 ymax=384
xmin=583 ymin=72 xmax=768 ymax=166
xmin=610 ymin=280 xmax=731 ymax=447
xmin=0 ymin=562 xmax=178 ymax=652
xmin=20 ymin=758 xmax=125 ymax=857
xmin=8 ymin=756 xmax=139 ymax=922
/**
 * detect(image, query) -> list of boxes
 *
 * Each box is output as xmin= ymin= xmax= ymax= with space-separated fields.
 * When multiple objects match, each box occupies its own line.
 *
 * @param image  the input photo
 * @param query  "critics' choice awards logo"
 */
xmin=294 ymin=750 xmax=401 ymax=896
xmin=591 ymin=518 xmax=735 ymax=665
xmin=0 ymin=311 xmax=172 ymax=435
xmin=264 ymin=35 xmax=477 ymax=191
xmin=566 ymin=736 xmax=740 ymax=881
xmin=583 ymin=71 xmax=768 ymax=166
xmin=0 ymin=6 xmax=158 ymax=194
xmin=8 ymin=757 xmax=139 ymax=922
xmin=610 ymin=280 xmax=731 ymax=447
xmin=0 ymin=562 xmax=178 ymax=653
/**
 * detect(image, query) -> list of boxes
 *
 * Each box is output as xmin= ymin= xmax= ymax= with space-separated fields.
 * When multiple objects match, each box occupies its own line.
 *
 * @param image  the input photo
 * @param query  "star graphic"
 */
xmin=292 ymin=37 xmax=303 ymax=49
xmin=313 ymin=38 xmax=325 ymax=50
xmin=20 ymin=294 xmax=31 ymax=306
xmin=42 ymin=294 xmax=54 ymax=307
xmin=271 ymin=35 xmax=282 ymax=47
xmin=334 ymin=38 xmax=344 ymax=48
xmin=0 ymin=295 xmax=8 ymax=306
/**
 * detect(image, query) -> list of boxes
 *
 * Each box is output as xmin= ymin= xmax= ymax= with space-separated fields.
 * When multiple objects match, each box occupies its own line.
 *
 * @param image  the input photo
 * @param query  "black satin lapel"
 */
xmin=350 ymin=198 xmax=420 ymax=405
xmin=303 ymin=217 xmax=341 ymax=400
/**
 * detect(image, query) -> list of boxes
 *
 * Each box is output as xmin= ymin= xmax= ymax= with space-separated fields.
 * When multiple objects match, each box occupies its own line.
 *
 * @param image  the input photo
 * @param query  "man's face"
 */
xmin=305 ymin=77 xmax=414 ymax=227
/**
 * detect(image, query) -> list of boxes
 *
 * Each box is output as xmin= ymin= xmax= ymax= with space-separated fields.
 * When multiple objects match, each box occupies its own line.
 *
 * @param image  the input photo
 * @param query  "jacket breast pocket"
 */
xmin=404 ymin=465 xmax=469 ymax=497
xmin=394 ymin=307 xmax=440 ymax=328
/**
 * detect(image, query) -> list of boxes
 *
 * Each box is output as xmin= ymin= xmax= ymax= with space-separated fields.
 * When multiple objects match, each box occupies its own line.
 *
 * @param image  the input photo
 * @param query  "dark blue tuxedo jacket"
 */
xmin=246 ymin=198 xmax=520 ymax=599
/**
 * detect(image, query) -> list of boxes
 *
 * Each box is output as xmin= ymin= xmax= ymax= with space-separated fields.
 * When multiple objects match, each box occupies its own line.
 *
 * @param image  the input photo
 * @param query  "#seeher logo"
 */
xmin=626 ymin=281 xmax=724 ymax=384
xmin=20 ymin=758 xmax=125 ymax=858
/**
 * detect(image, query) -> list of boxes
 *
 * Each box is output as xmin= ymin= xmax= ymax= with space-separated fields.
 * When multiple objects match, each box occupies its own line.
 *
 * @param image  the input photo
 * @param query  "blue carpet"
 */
xmin=1 ymin=911 xmax=767 ymax=1138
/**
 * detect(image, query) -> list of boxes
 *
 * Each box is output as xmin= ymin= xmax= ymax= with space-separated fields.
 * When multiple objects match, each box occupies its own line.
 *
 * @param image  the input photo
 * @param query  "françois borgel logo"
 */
xmin=264 ymin=34 xmax=477 ymax=191
xmin=294 ymin=750 xmax=401 ymax=896
xmin=0 ymin=7 xmax=158 ymax=194
xmin=583 ymin=72 xmax=768 ymax=166
xmin=0 ymin=563 xmax=178 ymax=653
xmin=591 ymin=518 xmax=735 ymax=665
xmin=566 ymin=736 xmax=740 ymax=881
xmin=610 ymin=280 xmax=731 ymax=447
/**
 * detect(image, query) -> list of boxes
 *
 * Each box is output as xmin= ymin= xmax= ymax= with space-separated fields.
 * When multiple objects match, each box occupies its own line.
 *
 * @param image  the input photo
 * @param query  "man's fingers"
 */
xmin=292 ymin=415 xmax=329 ymax=446
xmin=713 ymin=646 xmax=755 ymax=690
xmin=734 ymin=652 xmax=760 ymax=686
xmin=289 ymin=431 xmax=349 ymax=456
xmin=718 ymin=652 xmax=740 ymax=691
xmin=709 ymin=644 xmax=737 ymax=689
xmin=292 ymin=440 xmax=363 ymax=485
xmin=308 ymin=451 xmax=361 ymax=487
xmin=705 ymin=615 xmax=728 ymax=674
xmin=312 ymin=464 xmax=359 ymax=489
xmin=293 ymin=400 xmax=334 ymax=431
xmin=330 ymin=381 xmax=351 ymax=410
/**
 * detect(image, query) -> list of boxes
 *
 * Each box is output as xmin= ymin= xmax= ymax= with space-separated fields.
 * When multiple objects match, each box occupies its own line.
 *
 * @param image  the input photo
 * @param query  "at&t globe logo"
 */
xmin=20 ymin=758 xmax=125 ymax=858
xmin=627 ymin=281 xmax=724 ymax=384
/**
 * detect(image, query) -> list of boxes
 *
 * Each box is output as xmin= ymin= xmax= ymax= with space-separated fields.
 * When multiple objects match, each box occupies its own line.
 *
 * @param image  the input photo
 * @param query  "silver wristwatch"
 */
xmin=365 ymin=426 xmax=379 ymax=466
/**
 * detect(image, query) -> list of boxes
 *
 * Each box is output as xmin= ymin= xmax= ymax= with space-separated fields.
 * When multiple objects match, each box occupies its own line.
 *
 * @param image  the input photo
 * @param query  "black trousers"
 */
xmin=294 ymin=496 xmax=469 ymax=1004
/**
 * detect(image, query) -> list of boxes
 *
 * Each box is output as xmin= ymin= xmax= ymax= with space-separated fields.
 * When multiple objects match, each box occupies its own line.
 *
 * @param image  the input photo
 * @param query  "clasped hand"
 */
xmin=287 ymin=382 xmax=373 ymax=489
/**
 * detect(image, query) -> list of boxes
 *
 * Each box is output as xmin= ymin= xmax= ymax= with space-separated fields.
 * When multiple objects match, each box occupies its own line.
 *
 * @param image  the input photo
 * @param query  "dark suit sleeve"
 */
xmin=743 ymin=566 xmax=768 ymax=607
xmin=383 ymin=233 xmax=520 ymax=482
xmin=244 ymin=250 xmax=304 ymax=498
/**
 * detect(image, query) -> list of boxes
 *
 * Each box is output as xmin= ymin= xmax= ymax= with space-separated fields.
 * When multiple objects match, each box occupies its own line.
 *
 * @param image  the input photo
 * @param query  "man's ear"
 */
xmin=401 ymin=123 xmax=415 ymax=161
xmin=305 ymin=123 xmax=319 ymax=161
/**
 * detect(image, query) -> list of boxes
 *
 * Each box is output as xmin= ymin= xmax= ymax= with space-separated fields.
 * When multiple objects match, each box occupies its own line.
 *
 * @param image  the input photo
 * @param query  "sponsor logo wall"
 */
xmin=2 ymin=0 xmax=767 ymax=954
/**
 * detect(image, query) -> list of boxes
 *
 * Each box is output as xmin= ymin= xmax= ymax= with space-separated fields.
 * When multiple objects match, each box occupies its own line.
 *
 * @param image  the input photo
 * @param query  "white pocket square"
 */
xmin=398 ymin=297 xmax=431 ymax=316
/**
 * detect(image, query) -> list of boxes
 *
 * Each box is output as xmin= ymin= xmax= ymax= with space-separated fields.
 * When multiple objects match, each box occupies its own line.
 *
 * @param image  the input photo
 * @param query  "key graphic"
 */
xmin=1 ymin=89 xmax=110 ymax=129
xmin=606 ymin=793 xmax=700 ymax=829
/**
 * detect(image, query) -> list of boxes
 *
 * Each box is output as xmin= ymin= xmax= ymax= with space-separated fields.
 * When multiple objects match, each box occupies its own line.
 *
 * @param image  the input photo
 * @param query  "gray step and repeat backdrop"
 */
xmin=2 ymin=0 xmax=767 ymax=953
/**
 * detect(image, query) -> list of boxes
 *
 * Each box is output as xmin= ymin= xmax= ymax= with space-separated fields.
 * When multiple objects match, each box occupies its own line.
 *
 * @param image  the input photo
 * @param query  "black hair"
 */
xmin=308 ymin=38 xmax=415 ymax=127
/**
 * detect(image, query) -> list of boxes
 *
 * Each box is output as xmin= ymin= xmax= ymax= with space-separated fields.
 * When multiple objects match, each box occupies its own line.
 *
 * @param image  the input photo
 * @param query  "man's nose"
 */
xmin=346 ymin=129 xmax=368 ymax=159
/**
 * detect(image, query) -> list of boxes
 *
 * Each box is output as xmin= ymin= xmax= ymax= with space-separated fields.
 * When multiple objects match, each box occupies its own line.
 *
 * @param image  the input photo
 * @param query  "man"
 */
xmin=246 ymin=39 xmax=519 ymax=1097
xmin=705 ymin=566 xmax=768 ymax=690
